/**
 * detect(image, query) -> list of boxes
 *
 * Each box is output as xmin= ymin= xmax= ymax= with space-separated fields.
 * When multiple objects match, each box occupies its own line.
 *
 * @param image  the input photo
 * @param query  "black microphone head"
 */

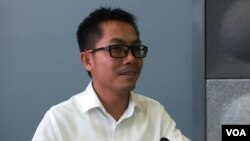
xmin=160 ymin=137 xmax=169 ymax=141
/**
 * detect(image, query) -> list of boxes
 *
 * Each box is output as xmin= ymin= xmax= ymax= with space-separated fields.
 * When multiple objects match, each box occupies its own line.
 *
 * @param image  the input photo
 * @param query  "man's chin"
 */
xmin=118 ymin=83 xmax=136 ymax=93
xmin=117 ymin=78 xmax=138 ymax=92
xmin=125 ymin=83 xmax=136 ymax=92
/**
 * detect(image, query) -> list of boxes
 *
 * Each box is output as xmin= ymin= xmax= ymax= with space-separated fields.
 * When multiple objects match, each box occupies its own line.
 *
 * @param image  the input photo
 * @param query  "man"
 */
xmin=32 ymin=7 xmax=190 ymax=141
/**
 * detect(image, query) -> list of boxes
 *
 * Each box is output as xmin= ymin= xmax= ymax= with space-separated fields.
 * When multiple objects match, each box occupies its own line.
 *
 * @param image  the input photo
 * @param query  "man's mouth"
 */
xmin=119 ymin=68 xmax=139 ymax=76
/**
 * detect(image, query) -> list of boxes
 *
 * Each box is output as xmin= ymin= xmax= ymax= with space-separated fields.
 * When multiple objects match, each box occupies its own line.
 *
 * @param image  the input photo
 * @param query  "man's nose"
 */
xmin=128 ymin=49 xmax=135 ymax=58
xmin=125 ymin=50 xmax=137 ymax=64
xmin=124 ymin=49 xmax=136 ymax=62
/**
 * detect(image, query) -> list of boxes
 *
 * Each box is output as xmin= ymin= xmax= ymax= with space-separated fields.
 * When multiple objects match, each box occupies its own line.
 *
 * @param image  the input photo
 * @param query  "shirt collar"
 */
xmin=79 ymin=81 xmax=104 ymax=113
xmin=78 ymin=81 xmax=142 ymax=113
xmin=130 ymin=91 xmax=142 ymax=111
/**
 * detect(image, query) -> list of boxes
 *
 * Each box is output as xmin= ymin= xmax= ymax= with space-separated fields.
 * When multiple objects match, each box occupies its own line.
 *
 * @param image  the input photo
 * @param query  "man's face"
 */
xmin=85 ymin=20 xmax=143 ymax=94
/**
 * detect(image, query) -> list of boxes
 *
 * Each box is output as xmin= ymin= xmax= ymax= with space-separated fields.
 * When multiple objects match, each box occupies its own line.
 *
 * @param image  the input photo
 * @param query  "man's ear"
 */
xmin=80 ymin=52 xmax=93 ymax=71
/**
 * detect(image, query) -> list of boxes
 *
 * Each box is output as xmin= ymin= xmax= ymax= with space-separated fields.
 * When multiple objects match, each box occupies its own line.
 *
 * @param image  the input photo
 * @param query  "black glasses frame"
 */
xmin=84 ymin=44 xmax=148 ymax=58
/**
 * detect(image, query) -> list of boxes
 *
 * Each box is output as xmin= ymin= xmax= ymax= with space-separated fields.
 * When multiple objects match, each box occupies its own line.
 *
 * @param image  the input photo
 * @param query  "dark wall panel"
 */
xmin=206 ymin=0 xmax=250 ymax=79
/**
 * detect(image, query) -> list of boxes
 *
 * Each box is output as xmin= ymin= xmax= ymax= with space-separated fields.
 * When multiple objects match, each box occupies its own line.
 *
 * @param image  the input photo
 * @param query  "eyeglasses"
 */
xmin=84 ymin=44 xmax=148 ymax=58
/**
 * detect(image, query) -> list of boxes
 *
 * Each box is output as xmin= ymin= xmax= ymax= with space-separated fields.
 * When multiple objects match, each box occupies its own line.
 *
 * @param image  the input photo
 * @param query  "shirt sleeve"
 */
xmin=160 ymin=105 xmax=191 ymax=141
xmin=32 ymin=111 xmax=58 ymax=141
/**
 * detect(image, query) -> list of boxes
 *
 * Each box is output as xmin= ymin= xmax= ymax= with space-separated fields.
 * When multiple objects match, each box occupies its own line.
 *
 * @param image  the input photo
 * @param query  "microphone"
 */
xmin=160 ymin=137 xmax=169 ymax=141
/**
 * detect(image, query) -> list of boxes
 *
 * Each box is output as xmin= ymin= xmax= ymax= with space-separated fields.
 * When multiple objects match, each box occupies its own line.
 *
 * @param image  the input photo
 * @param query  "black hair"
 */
xmin=76 ymin=7 xmax=139 ymax=52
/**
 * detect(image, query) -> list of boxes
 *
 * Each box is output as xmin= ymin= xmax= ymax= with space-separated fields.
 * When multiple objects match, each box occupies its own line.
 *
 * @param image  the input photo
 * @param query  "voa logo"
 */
xmin=226 ymin=129 xmax=246 ymax=136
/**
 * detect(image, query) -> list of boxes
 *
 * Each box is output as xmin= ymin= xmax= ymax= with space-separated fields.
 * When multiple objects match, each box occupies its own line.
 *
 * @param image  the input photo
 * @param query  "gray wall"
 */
xmin=0 ymin=0 xmax=204 ymax=141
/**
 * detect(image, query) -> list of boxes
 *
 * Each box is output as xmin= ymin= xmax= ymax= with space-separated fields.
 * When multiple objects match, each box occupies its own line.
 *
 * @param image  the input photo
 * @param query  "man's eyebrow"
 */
xmin=109 ymin=38 xmax=141 ymax=45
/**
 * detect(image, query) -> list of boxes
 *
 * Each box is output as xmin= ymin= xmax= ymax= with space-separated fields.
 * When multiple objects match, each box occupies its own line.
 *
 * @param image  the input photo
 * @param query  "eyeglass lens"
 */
xmin=110 ymin=45 xmax=147 ymax=58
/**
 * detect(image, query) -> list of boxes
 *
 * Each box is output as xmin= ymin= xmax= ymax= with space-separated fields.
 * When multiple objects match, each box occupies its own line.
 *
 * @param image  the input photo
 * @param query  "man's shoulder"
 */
xmin=132 ymin=92 xmax=165 ymax=109
xmin=133 ymin=93 xmax=158 ymax=102
xmin=47 ymin=92 xmax=83 ymax=114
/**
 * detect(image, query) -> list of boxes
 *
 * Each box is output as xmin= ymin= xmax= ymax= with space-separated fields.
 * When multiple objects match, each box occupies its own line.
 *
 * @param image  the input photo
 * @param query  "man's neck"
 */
xmin=101 ymin=93 xmax=130 ymax=121
xmin=92 ymin=83 xmax=130 ymax=121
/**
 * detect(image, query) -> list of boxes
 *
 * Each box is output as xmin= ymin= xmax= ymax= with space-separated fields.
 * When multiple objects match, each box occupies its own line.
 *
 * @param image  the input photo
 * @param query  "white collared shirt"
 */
xmin=32 ymin=82 xmax=190 ymax=141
